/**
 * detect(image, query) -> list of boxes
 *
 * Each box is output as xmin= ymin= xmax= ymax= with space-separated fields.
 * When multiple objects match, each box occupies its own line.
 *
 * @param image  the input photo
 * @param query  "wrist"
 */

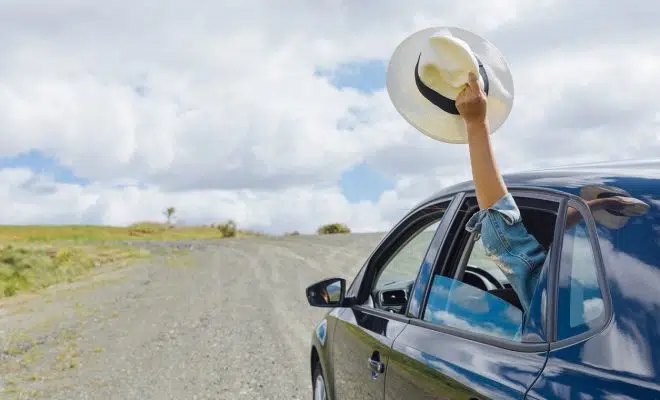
xmin=464 ymin=119 xmax=490 ymax=138
xmin=464 ymin=118 xmax=488 ymax=129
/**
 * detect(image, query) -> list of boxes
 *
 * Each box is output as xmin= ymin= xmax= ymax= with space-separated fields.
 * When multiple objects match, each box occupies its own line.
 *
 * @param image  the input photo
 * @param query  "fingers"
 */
xmin=456 ymin=86 xmax=466 ymax=102
xmin=467 ymin=71 xmax=479 ymax=89
xmin=457 ymin=71 xmax=482 ymax=105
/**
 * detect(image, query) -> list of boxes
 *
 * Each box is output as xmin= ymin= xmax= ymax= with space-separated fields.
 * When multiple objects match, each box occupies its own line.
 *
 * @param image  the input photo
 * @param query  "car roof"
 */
xmin=419 ymin=158 xmax=660 ymax=205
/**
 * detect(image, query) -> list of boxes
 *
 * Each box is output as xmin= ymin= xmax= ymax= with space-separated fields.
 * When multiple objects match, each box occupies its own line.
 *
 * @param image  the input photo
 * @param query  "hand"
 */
xmin=456 ymin=71 xmax=487 ymax=126
xmin=589 ymin=196 xmax=646 ymax=214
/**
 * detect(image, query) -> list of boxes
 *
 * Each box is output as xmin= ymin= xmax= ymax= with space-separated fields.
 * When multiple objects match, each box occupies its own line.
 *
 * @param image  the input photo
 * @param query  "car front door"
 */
xmin=384 ymin=191 xmax=563 ymax=400
xmin=330 ymin=195 xmax=460 ymax=400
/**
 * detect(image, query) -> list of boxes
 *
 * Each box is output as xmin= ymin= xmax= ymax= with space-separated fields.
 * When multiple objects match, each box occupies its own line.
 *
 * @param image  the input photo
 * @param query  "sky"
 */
xmin=0 ymin=0 xmax=659 ymax=233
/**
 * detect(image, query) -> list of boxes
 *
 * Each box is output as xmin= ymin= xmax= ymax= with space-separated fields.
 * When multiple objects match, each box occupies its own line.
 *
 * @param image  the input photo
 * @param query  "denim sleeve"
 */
xmin=465 ymin=193 xmax=547 ymax=314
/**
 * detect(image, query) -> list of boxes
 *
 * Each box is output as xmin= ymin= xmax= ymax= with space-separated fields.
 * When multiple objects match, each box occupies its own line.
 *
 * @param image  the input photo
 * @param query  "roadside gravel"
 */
xmin=0 ymin=233 xmax=384 ymax=400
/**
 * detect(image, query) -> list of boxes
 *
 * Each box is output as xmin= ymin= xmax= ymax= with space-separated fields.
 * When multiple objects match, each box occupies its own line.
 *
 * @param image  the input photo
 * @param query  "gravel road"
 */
xmin=0 ymin=233 xmax=384 ymax=400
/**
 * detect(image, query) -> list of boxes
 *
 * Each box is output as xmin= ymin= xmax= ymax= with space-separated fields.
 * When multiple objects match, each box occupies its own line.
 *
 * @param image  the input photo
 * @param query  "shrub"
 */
xmin=217 ymin=220 xmax=237 ymax=238
xmin=317 ymin=223 xmax=351 ymax=235
xmin=127 ymin=222 xmax=169 ymax=237
xmin=284 ymin=230 xmax=301 ymax=236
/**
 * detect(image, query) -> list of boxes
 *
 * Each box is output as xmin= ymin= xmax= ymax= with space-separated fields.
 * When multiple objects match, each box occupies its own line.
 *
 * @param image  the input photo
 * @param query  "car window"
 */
xmin=368 ymin=204 xmax=447 ymax=313
xmin=467 ymin=237 xmax=510 ymax=288
xmin=421 ymin=228 xmax=527 ymax=342
xmin=420 ymin=198 xmax=560 ymax=343
xmin=374 ymin=219 xmax=441 ymax=291
xmin=423 ymin=275 xmax=524 ymax=341
xmin=556 ymin=214 xmax=606 ymax=340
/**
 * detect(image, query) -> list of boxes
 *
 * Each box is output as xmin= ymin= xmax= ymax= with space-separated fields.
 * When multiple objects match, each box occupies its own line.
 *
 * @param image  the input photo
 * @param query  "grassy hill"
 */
xmin=0 ymin=222 xmax=266 ymax=299
xmin=0 ymin=222 xmax=263 ymax=243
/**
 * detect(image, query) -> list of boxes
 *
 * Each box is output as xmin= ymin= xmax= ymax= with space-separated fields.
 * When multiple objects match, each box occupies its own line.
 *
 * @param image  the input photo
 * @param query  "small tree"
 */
xmin=218 ymin=219 xmax=237 ymax=237
xmin=317 ymin=223 xmax=351 ymax=235
xmin=163 ymin=207 xmax=176 ymax=225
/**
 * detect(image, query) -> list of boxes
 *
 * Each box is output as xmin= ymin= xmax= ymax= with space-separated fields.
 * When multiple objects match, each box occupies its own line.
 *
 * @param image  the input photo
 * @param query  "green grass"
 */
xmin=0 ymin=222 xmax=271 ymax=299
xmin=0 ymin=243 xmax=150 ymax=298
xmin=0 ymin=222 xmax=264 ymax=243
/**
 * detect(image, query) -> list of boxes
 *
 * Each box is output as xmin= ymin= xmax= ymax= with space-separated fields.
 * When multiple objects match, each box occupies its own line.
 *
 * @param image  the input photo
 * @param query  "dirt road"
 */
xmin=0 ymin=233 xmax=384 ymax=399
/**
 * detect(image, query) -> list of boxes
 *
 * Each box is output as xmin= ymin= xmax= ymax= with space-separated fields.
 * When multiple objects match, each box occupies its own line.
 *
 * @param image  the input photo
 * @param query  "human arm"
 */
xmin=457 ymin=72 xmax=546 ymax=314
xmin=456 ymin=72 xmax=507 ymax=210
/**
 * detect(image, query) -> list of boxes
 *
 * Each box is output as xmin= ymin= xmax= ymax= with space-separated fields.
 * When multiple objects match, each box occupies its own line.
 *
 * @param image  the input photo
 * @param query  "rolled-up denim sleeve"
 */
xmin=465 ymin=193 xmax=547 ymax=314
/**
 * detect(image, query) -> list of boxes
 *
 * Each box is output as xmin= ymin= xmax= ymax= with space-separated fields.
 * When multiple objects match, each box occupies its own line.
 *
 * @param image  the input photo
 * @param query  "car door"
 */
xmin=527 ymin=196 xmax=660 ymax=399
xmin=330 ymin=195 xmax=461 ymax=400
xmin=384 ymin=190 xmax=564 ymax=400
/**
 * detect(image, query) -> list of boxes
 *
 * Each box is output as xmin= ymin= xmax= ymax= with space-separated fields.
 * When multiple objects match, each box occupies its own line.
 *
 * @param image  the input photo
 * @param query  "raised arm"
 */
xmin=455 ymin=72 xmax=507 ymax=209
xmin=457 ymin=72 xmax=546 ymax=316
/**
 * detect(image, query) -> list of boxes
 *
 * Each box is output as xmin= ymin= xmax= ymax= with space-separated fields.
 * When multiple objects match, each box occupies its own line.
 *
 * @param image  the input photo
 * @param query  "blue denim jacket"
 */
xmin=465 ymin=193 xmax=547 ymax=315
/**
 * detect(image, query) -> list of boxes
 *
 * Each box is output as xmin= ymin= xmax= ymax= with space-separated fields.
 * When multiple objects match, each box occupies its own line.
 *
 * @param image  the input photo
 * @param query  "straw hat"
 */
xmin=386 ymin=26 xmax=514 ymax=144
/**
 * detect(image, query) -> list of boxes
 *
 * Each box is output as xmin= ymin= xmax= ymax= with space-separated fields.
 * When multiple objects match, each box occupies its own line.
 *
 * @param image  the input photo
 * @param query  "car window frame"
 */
xmin=345 ymin=197 xmax=458 ymax=300
xmin=408 ymin=187 xmax=571 ymax=353
xmin=548 ymin=196 xmax=614 ymax=349
xmin=348 ymin=193 xmax=463 ymax=323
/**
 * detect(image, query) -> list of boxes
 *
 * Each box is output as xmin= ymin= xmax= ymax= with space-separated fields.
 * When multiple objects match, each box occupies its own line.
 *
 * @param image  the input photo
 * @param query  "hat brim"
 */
xmin=579 ymin=185 xmax=649 ymax=229
xmin=386 ymin=27 xmax=515 ymax=144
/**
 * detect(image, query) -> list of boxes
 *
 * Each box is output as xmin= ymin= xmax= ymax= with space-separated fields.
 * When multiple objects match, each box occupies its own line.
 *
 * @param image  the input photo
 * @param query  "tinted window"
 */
xmin=375 ymin=219 xmax=441 ymax=291
xmin=423 ymin=275 xmax=524 ymax=341
xmin=422 ymin=234 xmax=526 ymax=342
xmin=557 ymin=215 xmax=606 ymax=340
xmin=369 ymin=204 xmax=448 ymax=314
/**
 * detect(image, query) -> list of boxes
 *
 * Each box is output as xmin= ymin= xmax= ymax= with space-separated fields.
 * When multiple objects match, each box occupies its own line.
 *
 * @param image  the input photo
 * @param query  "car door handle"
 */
xmin=367 ymin=358 xmax=385 ymax=374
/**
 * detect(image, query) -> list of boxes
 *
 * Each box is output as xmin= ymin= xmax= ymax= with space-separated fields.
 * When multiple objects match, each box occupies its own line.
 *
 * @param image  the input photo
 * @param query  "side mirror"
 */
xmin=306 ymin=278 xmax=346 ymax=308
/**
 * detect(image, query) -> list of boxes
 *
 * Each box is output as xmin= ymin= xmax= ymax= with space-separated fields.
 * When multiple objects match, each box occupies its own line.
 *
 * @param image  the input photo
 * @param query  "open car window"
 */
xmin=420 ymin=192 xmax=561 ymax=344
xmin=466 ymin=237 xmax=511 ymax=289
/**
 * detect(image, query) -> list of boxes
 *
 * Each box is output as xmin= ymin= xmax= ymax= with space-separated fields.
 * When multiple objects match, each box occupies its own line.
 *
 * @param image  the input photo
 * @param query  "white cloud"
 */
xmin=0 ymin=0 xmax=658 ymax=232
xmin=0 ymin=168 xmax=399 ymax=233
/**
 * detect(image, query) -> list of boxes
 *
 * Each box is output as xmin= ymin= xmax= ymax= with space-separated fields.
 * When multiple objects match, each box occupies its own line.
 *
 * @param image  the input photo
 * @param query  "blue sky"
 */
xmin=2 ymin=60 xmax=393 ymax=204
xmin=318 ymin=60 xmax=395 ymax=203
xmin=0 ymin=150 xmax=89 ymax=185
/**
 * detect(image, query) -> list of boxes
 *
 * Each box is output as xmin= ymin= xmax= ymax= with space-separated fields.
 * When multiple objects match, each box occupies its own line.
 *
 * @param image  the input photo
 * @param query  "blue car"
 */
xmin=306 ymin=159 xmax=660 ymax=400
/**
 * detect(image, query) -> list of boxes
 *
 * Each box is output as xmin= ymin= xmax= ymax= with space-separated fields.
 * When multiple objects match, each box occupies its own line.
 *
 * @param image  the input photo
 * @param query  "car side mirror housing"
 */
xmin=306 ymin=278 xmax=346 ymax=308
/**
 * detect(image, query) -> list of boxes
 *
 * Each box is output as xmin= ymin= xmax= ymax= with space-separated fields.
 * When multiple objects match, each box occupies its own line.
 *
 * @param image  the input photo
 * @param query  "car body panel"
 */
xmin=310 ymin=307 xmax=343 ymax=400
xmin=385 ymin=324 xmax=548 ymax=400
xmin=330 ymin=307 xmax=408 ymax=400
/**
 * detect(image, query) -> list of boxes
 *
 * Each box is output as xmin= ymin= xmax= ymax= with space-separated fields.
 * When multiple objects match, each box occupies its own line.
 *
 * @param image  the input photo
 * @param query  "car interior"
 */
xmin=368 ymin=201 xmax=558 ymax=315
xmin=450 ymin=205 xmax=557 ymax=312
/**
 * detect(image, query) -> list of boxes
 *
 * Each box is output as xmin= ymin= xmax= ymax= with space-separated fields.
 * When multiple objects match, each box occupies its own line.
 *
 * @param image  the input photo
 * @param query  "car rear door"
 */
xmin=384 ymin=190 xmax=564 ymax=399
xmin=330 ymin=195 xmax=461 ymax=400
xmin=527 ymin=195 xmax=660 ymax=399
